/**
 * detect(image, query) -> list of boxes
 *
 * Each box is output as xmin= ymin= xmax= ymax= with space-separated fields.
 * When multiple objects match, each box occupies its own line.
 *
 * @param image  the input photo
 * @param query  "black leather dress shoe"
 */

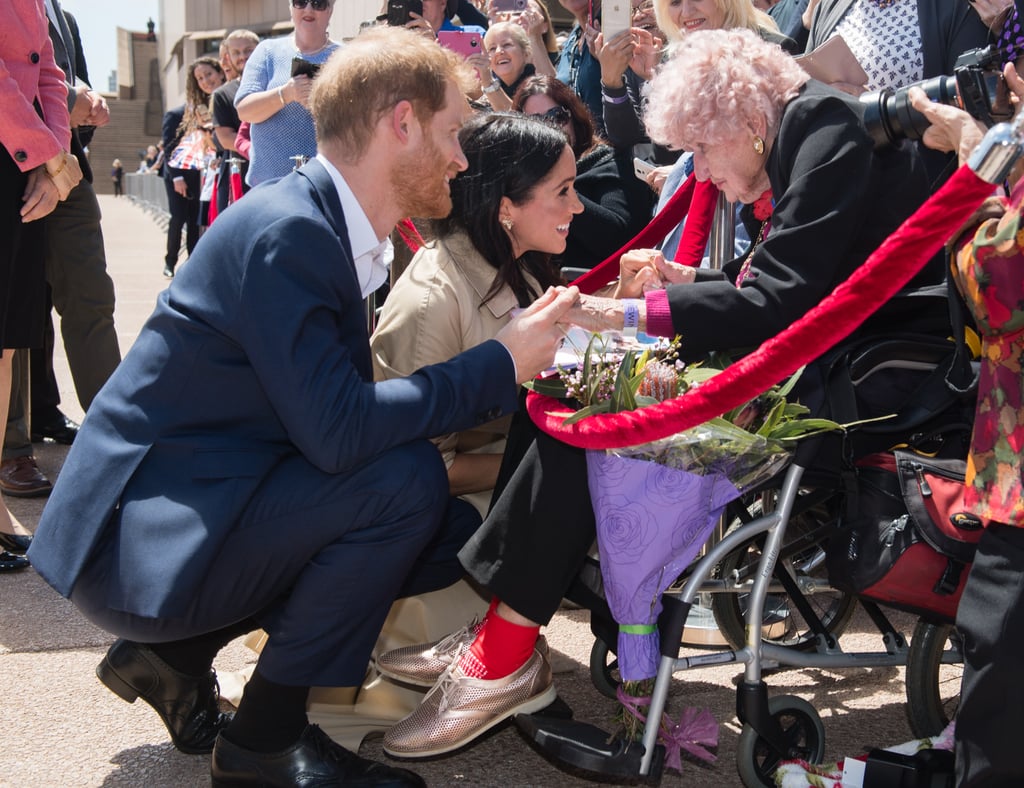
xmin=0 ymin=531 xmax=32 ymax=554
xmin=211 ymin=724 xmax=426 ymax=787
xmin=96 ymin=639 xmax=233 ymax=754
xmin=0 ymin=550 xmax=30 ymax=572
xmin=30 ymin=411 xmax=79 ymax=444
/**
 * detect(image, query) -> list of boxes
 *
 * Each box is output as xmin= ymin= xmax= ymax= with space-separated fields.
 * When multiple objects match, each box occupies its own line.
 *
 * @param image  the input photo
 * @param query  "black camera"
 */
xmin=861 ymin=46 xmax=1013 ymax=149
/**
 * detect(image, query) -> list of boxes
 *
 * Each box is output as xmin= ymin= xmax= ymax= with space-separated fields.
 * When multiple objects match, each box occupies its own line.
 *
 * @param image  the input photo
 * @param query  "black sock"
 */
xmin=223 ymin=668 xmax=310 ymax=753
xmin=148 ymin=618 xmax=259 ymax=676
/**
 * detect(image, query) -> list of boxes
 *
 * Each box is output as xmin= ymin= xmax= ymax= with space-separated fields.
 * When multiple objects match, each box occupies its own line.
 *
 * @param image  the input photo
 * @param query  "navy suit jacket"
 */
xmin=29 ymin=160 xmax=519 ymax=617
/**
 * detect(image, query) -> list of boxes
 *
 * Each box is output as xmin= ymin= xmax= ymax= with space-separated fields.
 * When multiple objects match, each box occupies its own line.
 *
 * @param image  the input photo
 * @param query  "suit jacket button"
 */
xmin=14 ymin=150 xmax=28 ymax=163
xmin=30 ymin=52 xmax=40 ymax=64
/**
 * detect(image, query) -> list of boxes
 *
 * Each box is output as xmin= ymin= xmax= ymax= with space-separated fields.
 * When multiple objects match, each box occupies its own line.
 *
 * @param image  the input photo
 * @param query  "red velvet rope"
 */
xmin=570 ymin=173 xmax=698 ymax=294
xmin=528 ymin=165 xmax=997 ymax=449
xmin=673 ymin=179 xmax=720 ymax=266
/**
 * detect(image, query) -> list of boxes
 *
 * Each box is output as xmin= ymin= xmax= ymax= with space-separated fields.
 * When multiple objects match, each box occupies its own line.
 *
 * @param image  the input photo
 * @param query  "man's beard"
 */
xmin=391 ymin=134 xmax=453 ymax=220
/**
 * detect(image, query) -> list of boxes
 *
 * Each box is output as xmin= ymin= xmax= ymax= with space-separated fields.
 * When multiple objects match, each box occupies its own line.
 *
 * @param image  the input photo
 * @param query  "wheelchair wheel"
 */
xmin=905 ymin=619 xmax=963 ymax=737
xmin=589 ymin=638 xmax=621 ymax=700
xmin=711 ymin=490 xmax=856 ymax=651
xmin=737 ymin=695 xmax=826 ymax=788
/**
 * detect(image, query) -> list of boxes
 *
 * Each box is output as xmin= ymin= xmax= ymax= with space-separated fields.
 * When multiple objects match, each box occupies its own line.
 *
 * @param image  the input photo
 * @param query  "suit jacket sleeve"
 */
xmin=664 ymin=89 xmax=878 ymax=356
xmin=233 ymin=214 xmax=518 ymax=475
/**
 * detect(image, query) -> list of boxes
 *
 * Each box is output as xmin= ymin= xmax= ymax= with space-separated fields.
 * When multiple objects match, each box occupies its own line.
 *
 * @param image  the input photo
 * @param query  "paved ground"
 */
xmin=0 ymin=195 xmax=941 ymax=787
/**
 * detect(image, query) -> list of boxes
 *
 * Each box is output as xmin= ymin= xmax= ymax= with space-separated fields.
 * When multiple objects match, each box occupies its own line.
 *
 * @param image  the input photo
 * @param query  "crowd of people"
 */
xmin=5 ymin=0 xmax=1024 ymax=785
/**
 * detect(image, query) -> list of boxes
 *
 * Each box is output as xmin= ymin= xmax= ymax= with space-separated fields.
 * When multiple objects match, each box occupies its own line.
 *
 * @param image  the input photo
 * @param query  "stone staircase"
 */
xmin=85 ymin=97 xmax=163 ymax=196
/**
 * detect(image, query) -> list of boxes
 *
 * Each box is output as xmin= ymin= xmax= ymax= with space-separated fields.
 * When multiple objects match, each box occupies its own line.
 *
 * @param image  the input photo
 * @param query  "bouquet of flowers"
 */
xmin=526 ymin=335 xmax=844 ymax=757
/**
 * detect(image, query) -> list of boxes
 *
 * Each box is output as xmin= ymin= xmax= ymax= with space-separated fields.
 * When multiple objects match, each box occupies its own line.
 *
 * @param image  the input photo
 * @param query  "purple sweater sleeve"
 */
xmin=644 ymin=289 xmax=675 ymax=337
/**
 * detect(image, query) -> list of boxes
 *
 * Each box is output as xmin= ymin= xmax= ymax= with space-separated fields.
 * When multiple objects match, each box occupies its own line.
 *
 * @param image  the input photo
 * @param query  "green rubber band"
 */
xmin=619 ymin=624 xmax=657 ymax=635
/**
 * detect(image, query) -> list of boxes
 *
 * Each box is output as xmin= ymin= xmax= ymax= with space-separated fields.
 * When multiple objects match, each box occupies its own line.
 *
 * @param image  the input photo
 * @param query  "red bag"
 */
xmin=825 ymin=449 xmax=989 ymax=622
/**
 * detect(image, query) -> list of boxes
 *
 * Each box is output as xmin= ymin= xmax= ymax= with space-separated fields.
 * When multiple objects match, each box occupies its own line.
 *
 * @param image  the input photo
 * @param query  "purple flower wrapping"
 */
xmin=586 ymin=451 xmax=741 ymax=680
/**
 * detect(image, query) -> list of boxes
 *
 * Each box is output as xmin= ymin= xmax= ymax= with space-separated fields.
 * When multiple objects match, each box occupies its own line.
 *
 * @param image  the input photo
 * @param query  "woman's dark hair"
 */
xmin=435 ymin=113 xmax=569 ymax=307
xmin=511 ymin=75 xmax=600 ymax=159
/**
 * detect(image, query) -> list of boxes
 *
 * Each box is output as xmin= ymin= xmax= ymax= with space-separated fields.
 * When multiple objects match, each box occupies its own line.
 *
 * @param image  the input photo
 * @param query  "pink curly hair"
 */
xmin=643 ymin=28 xmax=808 ymax=151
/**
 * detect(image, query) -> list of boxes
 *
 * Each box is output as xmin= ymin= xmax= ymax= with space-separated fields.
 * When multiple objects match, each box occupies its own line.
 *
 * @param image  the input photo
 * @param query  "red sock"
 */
xmin=459 ymin=600 xmax=539 ymax=680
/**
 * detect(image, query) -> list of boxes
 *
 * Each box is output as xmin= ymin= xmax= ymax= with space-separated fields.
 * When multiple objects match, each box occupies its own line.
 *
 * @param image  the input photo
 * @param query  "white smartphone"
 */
xmin=602 ymin=0 xmax=632 ymax=40
xmin=633 ymin=156 xmax=656 ymax=180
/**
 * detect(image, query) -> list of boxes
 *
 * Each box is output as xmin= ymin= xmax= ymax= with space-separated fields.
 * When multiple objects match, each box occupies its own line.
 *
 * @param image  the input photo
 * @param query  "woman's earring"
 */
xmin=501 ymin=217 xmax=514 ymax=231
xmin=753 ymin=136 xmax=765 ymax=156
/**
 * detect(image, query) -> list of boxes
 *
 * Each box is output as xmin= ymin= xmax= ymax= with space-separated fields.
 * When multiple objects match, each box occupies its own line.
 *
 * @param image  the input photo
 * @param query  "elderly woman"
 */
xmin=235 ymin=0 xmax=340 ymax=185
xmin=512 ymin=75 xmax=655 ymax=270
xmin=379 ymin=28 xmax=935 ymax=759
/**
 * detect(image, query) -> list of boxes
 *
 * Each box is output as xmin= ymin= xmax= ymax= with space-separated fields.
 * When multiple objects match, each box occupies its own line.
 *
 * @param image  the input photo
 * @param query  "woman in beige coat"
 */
xmin=371 ymin=112 xmax=583 ymax=508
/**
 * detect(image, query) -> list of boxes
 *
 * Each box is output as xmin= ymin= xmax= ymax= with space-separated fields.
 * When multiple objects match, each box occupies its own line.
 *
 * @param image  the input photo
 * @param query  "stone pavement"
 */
xmin=1 ymin=195 xmax=927 ymax=787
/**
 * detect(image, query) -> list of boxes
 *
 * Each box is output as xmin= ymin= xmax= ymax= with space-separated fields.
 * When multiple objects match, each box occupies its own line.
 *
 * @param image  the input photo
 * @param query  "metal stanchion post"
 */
xmin=681 ymin=190 xmax=736 ymax=648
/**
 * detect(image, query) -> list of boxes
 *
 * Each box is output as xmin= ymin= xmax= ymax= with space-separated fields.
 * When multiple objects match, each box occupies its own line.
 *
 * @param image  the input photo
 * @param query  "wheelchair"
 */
xmin=517 ymin=314 xmax=976 ymax=786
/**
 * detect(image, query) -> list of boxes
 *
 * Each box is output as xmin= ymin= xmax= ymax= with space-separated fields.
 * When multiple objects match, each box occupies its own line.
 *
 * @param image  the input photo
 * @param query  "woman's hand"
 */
xmin=596 ymin=29 xmax=636 ymax=89
xmin=517 ymin=1 xmax=545 ymax=37
xmin=629 ymin=28 xmax=661 ymax=81
xmin=908 ymin=86 xmax=985 ymax=164
xmin=467 ymin=52 xmax=493 ymax=86
xmin=559 ymin=293 xmax=627 ymax=334
xmin=21 ymin=165 xmax=61 ymax=222
xmin=644 ymin=165 xmax=673 ymax=195
xmin=284 ymin=75 xmax=314 ymax=108
xmin=43 ymin=150 xmax=83 ymax=201
xmin=615 ymin=248 xmax=696 ymax=298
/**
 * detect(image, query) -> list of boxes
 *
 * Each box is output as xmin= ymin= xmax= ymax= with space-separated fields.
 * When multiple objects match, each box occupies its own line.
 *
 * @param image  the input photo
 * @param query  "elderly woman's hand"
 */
xmin=615 ymin=248 xmax=697 ymax=298
xmin=283 ymin=74 xmax=314 ymax=109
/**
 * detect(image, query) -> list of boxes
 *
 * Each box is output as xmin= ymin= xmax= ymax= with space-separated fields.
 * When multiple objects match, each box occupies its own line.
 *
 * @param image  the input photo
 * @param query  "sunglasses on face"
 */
xmin=529 ymin=105 xmax=572 ymax=125
xmin=292 ymin=0 xmax=331 ymax=10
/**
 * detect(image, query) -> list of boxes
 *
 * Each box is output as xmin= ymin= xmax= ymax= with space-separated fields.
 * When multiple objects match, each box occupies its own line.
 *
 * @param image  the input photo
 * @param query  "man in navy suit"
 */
xmin=29 ymin=26 xmax=577 ymax=786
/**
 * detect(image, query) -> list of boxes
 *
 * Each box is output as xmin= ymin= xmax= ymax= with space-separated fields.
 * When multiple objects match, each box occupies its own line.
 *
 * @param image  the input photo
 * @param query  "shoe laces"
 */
xmin=308 ymin=725 xmax=356 ymax=767
xmin=430 ymin=616 xmax=481 ymax=658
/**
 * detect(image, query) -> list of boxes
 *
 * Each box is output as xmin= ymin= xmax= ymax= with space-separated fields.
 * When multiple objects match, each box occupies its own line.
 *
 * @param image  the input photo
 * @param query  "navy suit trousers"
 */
xmin=71 ymin=439 xmax=477 ymax=687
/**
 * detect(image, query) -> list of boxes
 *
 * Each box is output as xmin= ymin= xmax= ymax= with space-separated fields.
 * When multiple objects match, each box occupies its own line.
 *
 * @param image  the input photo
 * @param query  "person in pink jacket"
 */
xmin=0 ymin=0 xmax=82 ymax=572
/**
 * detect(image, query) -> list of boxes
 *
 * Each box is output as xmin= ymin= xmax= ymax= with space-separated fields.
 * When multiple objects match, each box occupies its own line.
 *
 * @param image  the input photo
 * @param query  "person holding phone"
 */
xmin=235 ymin=0 xmax=340 ymax=185
xmin=473 ymin=21 xmax=550 ymax=109
xmin=403 ymin=0 xmax=487 ymax=38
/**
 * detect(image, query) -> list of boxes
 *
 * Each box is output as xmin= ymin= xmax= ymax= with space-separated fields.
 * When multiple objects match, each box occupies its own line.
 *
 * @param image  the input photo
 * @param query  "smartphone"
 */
xmin=387 ymin=0 xmax=424 ymax=26
xmin=491 ymin=0 xmax=528 ymax=12
xmin=291 ymin=57 xmax=321 ymax=79
xmin=602 ymin=0 xmax=632 ymax=39
xmin=633 ymin=156 xmax=656 ymax=180
xmin=437 ymin=30 xmax=484 ymax=58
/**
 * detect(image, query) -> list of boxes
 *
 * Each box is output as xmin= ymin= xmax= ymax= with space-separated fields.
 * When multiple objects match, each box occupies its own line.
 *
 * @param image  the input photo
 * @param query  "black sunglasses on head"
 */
xmin=292 ymin=0 xmax=331 ymax=10
xmin=529 ymin=106 xmax=572 ymax=125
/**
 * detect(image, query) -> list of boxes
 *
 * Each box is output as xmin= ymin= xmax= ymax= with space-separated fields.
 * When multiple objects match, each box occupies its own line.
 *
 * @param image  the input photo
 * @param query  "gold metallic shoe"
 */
xmin=375 ymin=619 xmax=482 ymax=687
xmin=382 ymin=647 xmax=556 ymax=758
